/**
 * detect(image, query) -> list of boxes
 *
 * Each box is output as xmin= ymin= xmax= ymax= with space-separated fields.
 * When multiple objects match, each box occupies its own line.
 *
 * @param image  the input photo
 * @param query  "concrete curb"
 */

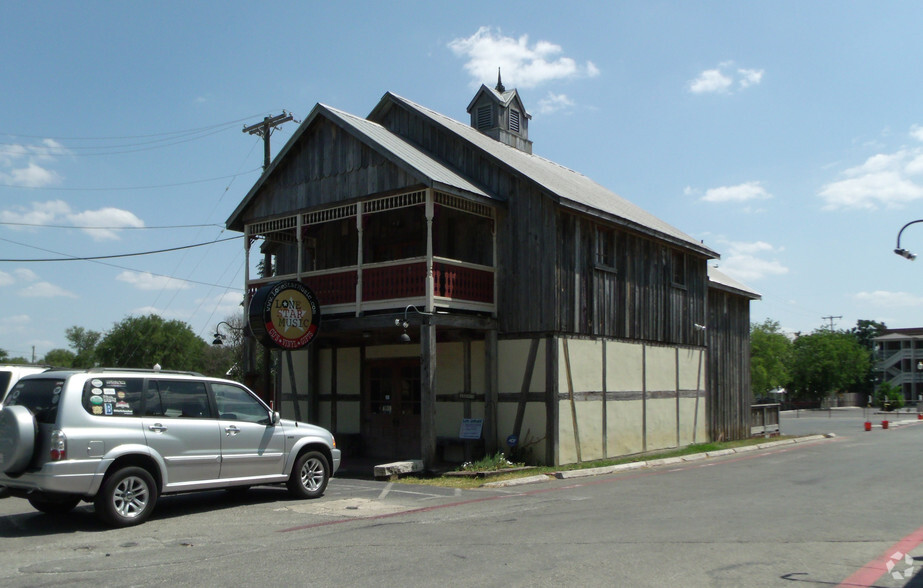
xmin=531 ymin=434 xmax=836 ymax=483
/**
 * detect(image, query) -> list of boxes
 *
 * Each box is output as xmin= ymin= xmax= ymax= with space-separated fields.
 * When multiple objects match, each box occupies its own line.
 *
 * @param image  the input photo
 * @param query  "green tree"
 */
xmin=65 ymin=326 xmax=101 ymax=368
xmin=41 ymin=348 xmax=76 ymax=367
xmin=789 ymin=328 xmax=870 ymax=403
xmin=95 ymin=314 xmax=207 ymax=371
xmin=750 ymin=319 xmax=792 ymax=399
xmin=0 ymin=348 xmax=8 ymax=362
xmin=849 ymin=319 xmax=887 ymax=397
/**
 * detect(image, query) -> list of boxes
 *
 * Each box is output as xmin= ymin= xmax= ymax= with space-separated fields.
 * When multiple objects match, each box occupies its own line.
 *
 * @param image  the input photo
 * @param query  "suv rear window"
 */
xmin=83 ymin=377 xmax=143 ymax=417
xmin=3 ymin=378 xmax=66 ymax=424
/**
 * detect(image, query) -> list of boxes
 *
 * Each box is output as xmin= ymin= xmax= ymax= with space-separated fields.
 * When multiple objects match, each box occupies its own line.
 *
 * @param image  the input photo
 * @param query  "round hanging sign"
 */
xmin=248 ymin=280 xmax=321 ymax=349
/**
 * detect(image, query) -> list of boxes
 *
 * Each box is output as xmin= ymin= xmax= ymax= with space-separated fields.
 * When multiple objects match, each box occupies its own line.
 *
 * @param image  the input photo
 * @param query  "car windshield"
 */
xmin=3 ymin=378 xmax=66 ymax=424
xmin=0 ymin=371 xmax=11 ymax=395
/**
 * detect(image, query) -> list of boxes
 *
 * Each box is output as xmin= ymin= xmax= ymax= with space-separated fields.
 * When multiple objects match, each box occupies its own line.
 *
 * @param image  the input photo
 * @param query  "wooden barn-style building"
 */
xmin=226 ymin=81 xmax=760 ymax=467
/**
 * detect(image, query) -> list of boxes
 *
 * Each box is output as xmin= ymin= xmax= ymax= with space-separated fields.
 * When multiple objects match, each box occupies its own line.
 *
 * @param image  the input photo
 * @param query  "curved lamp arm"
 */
xmin=895 ymin=219 xmax=923 ymax=260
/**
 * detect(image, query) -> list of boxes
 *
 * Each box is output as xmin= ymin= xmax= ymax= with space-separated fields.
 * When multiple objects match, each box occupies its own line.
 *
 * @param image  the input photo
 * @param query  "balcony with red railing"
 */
xmin=247 ymin=258 xmax=495 ymax=316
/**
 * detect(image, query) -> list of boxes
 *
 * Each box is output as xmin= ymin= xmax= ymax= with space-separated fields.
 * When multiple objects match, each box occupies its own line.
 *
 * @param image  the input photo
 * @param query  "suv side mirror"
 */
xmin=271 ymin=411 xmax=281 ymax=426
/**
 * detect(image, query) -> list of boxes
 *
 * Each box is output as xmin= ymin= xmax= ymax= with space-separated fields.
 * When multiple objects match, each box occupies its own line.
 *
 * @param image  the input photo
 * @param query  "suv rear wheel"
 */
xmin=287 ymin=451 xmax=329 ymax=499
xmin=94 ymin=466 xmax=158 ymax=527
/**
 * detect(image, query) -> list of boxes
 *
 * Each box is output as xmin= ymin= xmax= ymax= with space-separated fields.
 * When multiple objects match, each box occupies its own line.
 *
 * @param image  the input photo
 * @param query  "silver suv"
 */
xmin=0 ymin=368 xmax=341 ymax=527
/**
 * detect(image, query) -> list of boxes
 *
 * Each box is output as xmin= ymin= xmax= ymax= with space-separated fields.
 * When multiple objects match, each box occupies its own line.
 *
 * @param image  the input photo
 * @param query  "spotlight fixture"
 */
xmin=894 ymin=247 xmax=917 ymax=260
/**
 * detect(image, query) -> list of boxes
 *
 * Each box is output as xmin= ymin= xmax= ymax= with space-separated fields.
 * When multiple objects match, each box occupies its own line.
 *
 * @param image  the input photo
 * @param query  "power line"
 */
xmin=0 ymin=222 xmax=224 ymax=230
xmin=0 ymin=112 xmax=287 ymax=142
xmin=0 ymin=168 xmax=260 ymax=191
xmin=0 ymin=235 xmax=241 ymax=262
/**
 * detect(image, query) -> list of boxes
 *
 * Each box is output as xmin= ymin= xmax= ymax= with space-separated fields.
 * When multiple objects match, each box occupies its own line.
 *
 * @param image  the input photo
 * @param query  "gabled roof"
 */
xmin=226 ymin=103 xmax=493 ymax=231
xmin=708 ymin=266 xmax=761 ymax=300
xmin=466 ymin=83 xmax=530 ymax=119
xmin=371 ymin=92 xmax=718 ymax=258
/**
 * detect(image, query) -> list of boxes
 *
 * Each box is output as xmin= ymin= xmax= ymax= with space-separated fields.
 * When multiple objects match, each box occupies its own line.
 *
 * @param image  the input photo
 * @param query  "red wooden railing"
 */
xmin=247 ymin=261 xmax=493 ymax=309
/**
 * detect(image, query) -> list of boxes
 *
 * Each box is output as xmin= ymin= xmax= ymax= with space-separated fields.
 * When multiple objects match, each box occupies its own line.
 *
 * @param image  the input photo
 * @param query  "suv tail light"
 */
xmin=50 ymin=430 xmax=67 ymax=461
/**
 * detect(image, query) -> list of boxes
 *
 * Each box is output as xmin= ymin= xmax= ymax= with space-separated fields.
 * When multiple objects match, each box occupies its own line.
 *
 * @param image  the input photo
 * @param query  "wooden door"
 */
xmin=363 ymin=359 xmax=421 ymax=459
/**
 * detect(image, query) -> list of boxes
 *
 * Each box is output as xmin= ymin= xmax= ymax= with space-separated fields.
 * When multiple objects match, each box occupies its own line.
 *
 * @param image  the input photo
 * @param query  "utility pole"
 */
xmin=243 ymin=112 xmax=294 ymax=171
xmin=821 ymin=315 xmax=842 ymax=330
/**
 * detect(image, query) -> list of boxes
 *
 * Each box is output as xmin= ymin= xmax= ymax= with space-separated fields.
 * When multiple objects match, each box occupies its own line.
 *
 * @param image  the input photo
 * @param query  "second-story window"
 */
xmin=595 ymin=226 xmax=615 ymax=269
xmin=671 ymin=249 xmax=686 ymax=287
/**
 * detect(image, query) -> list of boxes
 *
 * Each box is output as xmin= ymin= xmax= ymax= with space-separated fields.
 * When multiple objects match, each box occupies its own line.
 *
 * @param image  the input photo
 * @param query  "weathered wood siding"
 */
xmin=242 ymin=117 xmax=422 ymax=222
xmin=706 ymin=287 xmax=752 ymax=441
xmin=377 ymin=103 xmax=708 ymax=345
xmin=557 ymin=213 xmax=709 ymax=346
xmin=376 ymin=105 xmax=559 ymax=335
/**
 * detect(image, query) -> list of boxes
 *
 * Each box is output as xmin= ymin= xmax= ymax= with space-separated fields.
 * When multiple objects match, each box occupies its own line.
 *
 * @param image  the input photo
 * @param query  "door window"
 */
xmin=212 ymin=382 xmax=271 ymax=424
xmin=147 ymin=380 xmax=212 ymax=419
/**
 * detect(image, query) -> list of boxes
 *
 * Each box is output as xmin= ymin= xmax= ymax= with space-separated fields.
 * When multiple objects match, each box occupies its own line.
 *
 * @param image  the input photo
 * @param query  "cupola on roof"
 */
xmin=466 ymin=69 xmax=532 ymax=154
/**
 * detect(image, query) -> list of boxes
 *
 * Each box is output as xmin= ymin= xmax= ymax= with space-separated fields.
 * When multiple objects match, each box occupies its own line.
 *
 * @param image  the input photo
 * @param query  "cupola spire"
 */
xmin=495 ymin=68 xmax=505 ymax=93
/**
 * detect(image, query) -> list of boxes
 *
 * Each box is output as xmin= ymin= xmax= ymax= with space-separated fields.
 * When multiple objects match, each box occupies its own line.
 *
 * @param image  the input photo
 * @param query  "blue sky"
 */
xmin=2 ymin=1 xmax=923 ymax=360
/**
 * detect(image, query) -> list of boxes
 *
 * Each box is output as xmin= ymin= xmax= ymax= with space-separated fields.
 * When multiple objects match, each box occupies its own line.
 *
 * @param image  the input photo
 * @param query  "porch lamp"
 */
xmin=395 ymin=305 xmax=434 ymax=343
xmin=894 ymin=219 xmax=923 ymax=260
xmin=212 ymin=321 xmax=243 ymax=346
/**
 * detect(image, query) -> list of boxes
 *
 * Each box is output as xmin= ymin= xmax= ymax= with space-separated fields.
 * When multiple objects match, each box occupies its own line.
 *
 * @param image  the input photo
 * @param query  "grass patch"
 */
xmin=395 ymin=436 xmax=785 ymax=488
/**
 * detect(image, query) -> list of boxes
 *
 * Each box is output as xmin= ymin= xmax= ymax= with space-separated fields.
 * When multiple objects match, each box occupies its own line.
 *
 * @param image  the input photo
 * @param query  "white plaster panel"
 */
xmin=606 ymin=341 xmax=644 ymax=392
xmin=558 ymin=339 xmax=603 ymax=393
xmin=645 ymin=345 xmax=677 ymax=392
xmin=645 ymin=398 xmax=678 ymax=451
xmin=606 ymin=400 xmax=644 ymax=456
xmin=498 ymin=338 xmax=546 ymax=394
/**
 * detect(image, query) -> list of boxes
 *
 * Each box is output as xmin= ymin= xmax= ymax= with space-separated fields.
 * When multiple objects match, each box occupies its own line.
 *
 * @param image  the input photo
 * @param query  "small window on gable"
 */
xmin=509 ymin=108 xmax=521 ymax=133
xmin=671 ymin=249 xmax=686 ymax=287
xmin=477 ymin=105 xmax=493 ymax=129
xmin=595 ymin=226 xmax=615 ymax=269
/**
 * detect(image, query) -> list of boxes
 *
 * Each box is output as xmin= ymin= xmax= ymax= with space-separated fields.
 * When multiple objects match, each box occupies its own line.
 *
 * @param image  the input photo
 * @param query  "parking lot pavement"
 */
xmin=781 ymin=406 xmax=923 ymax=437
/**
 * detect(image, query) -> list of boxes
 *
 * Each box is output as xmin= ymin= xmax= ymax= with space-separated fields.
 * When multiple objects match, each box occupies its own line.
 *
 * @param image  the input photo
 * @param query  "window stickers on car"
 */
xmin=83 ymin=378 xmax=142 ymax=417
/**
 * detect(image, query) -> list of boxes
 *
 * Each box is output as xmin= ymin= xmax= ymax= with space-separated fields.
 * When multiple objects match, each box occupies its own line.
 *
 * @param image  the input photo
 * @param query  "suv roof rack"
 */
xmin=87 ymin=367 xmax=205 ymax=377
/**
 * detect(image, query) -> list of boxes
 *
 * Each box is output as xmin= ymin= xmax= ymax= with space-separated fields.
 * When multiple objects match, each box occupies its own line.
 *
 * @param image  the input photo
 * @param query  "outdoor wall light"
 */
xmin=395 ymin=305 xmax=435 ymax=343
xmin=212 ymin=321 xmax=244 ymax=345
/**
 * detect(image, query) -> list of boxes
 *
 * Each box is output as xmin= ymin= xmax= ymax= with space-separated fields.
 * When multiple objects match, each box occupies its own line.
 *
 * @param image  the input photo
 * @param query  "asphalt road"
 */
xmin=1 ymin=411 xmax=922 ymax=587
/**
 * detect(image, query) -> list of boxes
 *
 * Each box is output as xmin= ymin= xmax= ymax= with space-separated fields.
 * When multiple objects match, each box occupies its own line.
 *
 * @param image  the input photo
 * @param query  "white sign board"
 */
xmin=458 ymin=418 xmax=483 ymax=440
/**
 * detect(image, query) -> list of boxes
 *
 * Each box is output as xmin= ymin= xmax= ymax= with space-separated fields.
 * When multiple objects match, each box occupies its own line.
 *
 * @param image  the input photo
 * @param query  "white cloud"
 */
xmin=0 ymin=268 xmax=39 ymax=287
xmin=448 ymin=27 xmax=600 ymax=90
xmin=18 ymin=281 xmax=78 ymax=298
xmin=130 ymin=306 xmax=190 ymax=320
xmin=689 ymin=69 xmax=733 ymax=94
xmin=819 ymin=143 xmax=923 ymax=210
xmin=1 ymin=314 xmax=31 ymax=326
xmin=0 ymin=200 xmax=144 ymax=240
xmin=537 ymin=92 xmax=576 ymax=115
xmin=738 ymin=68 xmax=764 ymax=88
xmin=689 ymin=62 xmax=764 ymax=94
xmin=70 ymin=207 xmax=145 ymax=241
xmin=0 ymin=139 xmax=69 ymax=188
xmin=116 ymin=271 xmax=191 ymax=291
xmin=702 ymin=181 xmax=772 ymax=203
xmin=854 ymin=290 xmax=923 ymax=308
xmin=714 ymin=239 xmax=788 ymax=282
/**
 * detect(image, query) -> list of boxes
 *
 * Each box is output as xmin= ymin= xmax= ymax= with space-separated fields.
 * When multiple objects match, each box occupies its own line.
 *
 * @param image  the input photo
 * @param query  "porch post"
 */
xmin=425 ymin=189 xmax=435 ymax=313
xmin=484 ymin=328 xmax=498 ymax=455
xmin=356 ymin=202 xmax=363 ymax=317
xmin=421 ymin=317 xmax=437 ymax=469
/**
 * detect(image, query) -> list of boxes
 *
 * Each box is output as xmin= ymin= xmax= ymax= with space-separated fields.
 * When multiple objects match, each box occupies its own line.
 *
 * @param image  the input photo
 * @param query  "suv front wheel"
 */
xmin=95 ymin=466 xmax=158 ymax=527
xmin=287 ymin=451 xmax=329 ymax=499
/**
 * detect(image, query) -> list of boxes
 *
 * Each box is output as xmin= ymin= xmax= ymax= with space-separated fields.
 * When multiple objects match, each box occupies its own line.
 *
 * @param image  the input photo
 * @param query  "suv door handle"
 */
xmin=148 ymin=423 xmax=167 ymax=433
xmin=225 ymin=425 xmax=240 ymax=436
